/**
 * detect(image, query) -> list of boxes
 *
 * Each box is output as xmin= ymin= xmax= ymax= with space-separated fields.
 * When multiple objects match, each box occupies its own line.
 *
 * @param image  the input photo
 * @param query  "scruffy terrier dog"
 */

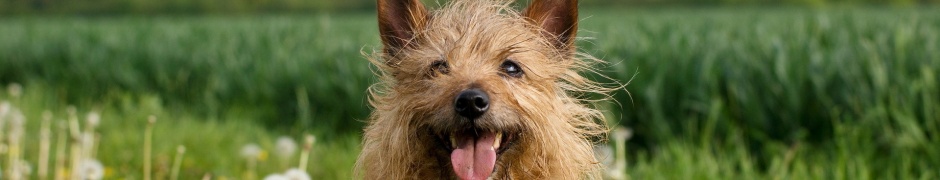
xmin=357 ymin=0 xmax=614 ymax=179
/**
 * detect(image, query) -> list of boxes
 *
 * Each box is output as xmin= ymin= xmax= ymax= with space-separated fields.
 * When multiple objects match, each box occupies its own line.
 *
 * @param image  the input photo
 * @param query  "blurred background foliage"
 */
xmin=1 ymin=0 xmax=939 ymax=15
xmin=1 ymin=0 xmax=939 ymax=178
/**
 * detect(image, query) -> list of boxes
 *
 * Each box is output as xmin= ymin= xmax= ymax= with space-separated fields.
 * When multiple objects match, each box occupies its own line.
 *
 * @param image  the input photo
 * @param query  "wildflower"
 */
xmin=170 ymin=145 xmax=187 ymax=180
xmin=263 ymin=174 xmax=287 ymax=180
xmin=86 ymin=112 xmax=101 ymax=128
xmin=8 ymin=108 xmax=26 ymax=140
xmin=10 ymin=160 xmax=33 ymax=179
xmin=0 ymin=101 xmax=9 ymax=134
xmin=275 ymin=136 xmax=298 ymax=160
xmin=612 ymin=127 xmax=633 ymax=143
xmin=241 ymin=144 xmax=262 ymax=160
xmin=593 ymin=144 xmax=614 ymax=167
xmin=299 ymin=135 xmax=316 ymax=170
xmin=282 ymin=168 xmax=310 ymax=180
xmin=77 ymin=159 xmax=105 ymax=180
xmin=0 ymin=101 xmax=10 ymax=118
xmin=606 ymin=126 xmax=633 ymax=180
xmin=8 ymin=83 xmax=22 ymax=98
xmin=82 ymin=132 xmax=96 ymax=152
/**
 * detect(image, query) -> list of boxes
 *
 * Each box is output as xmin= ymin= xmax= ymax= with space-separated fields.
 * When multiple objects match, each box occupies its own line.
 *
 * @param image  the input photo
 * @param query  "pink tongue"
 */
xmin=450 ymin=133 xmax=497 ymax=180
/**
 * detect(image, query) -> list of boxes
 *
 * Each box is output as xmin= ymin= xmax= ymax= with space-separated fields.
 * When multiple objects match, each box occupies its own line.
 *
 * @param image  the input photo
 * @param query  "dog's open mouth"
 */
xmin=442 ymin=130 xmax=513 ymax=180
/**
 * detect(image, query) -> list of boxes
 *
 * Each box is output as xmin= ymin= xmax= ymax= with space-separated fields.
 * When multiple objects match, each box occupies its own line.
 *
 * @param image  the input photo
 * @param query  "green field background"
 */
xmin=2 ymin=7 xmax=940 ymax=179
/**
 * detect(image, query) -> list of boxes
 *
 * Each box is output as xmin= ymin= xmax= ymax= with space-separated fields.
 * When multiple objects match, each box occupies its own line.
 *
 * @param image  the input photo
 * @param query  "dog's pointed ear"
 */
xmin=377 ymin=0 xmax=428 ymax=56
xmin=524 ymin=0 xmax=578 ymax=52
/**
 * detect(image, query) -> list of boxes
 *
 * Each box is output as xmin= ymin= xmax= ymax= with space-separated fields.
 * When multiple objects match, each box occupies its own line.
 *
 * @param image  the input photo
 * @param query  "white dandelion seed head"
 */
xmin=7 ymin=83 xmax=22 ymax=98
xmin=593 ymin=144 xmax=614 ymax=167
xmin=78 ymin=159 xmax=105 ymax=180
xmin=282 ymin=168 xmax=311 ymax=180
xmin=0 ymin=101 xmax=10 ymax=118
xmin=86 ymin=111 xmax=101 ymax=128
xmin=263 ymin=174 xmax=288 ymax=180
xmin=275 ymin=136 xmax=297 ymax=159
xmin=67 ymin=105 xmax=77 ymax=116
xmin=241 ymin=143 xmax=262 ymax=160
xmin=16 ymin=160 xmax=33 ymax=177
xmin=147 ymin=115 xmax=157 ymax=124
xmin=303 ymin=135 xmax=316 ymax=150
xmin=612 ymin=127 xmax=633 ymax=142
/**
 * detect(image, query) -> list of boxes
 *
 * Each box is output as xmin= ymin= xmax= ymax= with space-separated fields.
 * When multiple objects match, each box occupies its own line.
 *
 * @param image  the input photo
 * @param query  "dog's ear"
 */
xmin=524 ymin=0 xmax=578 ymax=52
xmin=377 ymin=0 xmax=428 ymax=56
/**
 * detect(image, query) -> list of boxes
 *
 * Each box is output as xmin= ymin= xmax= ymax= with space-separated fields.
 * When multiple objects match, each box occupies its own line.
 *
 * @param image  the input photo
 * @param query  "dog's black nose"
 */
xmin=454 ymin=88 xmax=489 ymax=119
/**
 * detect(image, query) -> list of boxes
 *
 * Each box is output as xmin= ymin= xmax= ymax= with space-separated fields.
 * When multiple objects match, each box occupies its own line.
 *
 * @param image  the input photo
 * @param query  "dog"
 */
xmin=357 ymin=0 xmax=615 ymax=179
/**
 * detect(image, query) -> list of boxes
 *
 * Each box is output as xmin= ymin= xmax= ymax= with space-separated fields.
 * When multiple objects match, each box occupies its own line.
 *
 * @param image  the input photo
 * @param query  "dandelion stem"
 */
xmin=67 ymin=106 xmax=84 ymax=180
xmin=144 ymin=115 xmax=157 ymax=180
xmin=54 ymin=120 xmax=68 ymax=180
xmin=39 ymin=111 xmax=53 ymax=180
xmin=5 ymin=107 xmax=26 ymax=180
xmin=171 ymin=145 xmax=186 ymax=180
xmin=83 ymin=112 xmax=100 ymax=159
xmin=299 ymin=135 xmax=315 ymax=170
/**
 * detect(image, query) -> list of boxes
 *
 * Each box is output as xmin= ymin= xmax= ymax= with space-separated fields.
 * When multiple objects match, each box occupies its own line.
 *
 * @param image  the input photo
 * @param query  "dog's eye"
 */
xmin=501 ymin=60 xmax=523 ymax=78
xmin=430 ymin=60 xmax=449 ymax=76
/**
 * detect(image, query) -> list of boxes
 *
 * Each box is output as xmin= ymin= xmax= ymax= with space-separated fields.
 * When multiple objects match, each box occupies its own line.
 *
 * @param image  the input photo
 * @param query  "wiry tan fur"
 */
xmin=357 ymin=0 xmax=616 ymax=179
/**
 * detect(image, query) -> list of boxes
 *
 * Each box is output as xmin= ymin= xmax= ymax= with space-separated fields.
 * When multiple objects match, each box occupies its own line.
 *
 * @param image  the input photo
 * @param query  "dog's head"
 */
xmin=361 ymin=0 xmax=610 ymax=179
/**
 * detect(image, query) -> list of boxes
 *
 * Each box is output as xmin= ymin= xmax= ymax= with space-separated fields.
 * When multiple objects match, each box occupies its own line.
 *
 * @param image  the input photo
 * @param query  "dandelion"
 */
xmin=298 ymin=135 xmax=315 ymax=170
xmin=275 ymin=136 xmax=298 ymax=161
xmin=83 ymin=111 xmax=101 ymax=159
xmin=612 ymin=127 xmax=633 ymax=143
xmin=7 ymin=108 xmax=26 ymax=180
xmin=263 ymin=174 xmax=287 ymax=180
xmin=82 ymin=132 xmax=96 ymax=158
xmin=77 ymin=159 xmax=105 ymax=180
xmin=7 ymin=83 xmax=22 ymax=98
xmin=11 ymin=160 xmax=33 ymax=179
xmin=607 ymin=126 xmax=634 ymax=180
xmin=143 ymin=115 xmax=157 ymax=180
xmin=54 ymin=120 xmax=69 ymax=180
xmin=242 ymin=143 xmax=263 ymax=180
xmin=263 ymin=168 xmax=310 ymax=180
xmin=68 ymin=105 xmax=86 ymax=180
xmin=0 ymin=101 xmax=10 ymax=119
xmin=67 ymin=106 xmax=81 ymax=137
xmin=86 ymin=111 xmax=101 ymax=128
xmin=281 ymin=168 xmax=310 ymax=180
xmin=39 ymin=110 xmax=53 ymax=180
xmin=171 ymin=145 xmax=187 ymax=180
xmin=0 ymin=101 xmax=9 ymax=142
xmin=8 ymin=108 xmax=25 ymax=138
xmin=594 ymin=144 xmax=614 ymax=167
xmin=241 ymin=144 xmax=263 ymax=160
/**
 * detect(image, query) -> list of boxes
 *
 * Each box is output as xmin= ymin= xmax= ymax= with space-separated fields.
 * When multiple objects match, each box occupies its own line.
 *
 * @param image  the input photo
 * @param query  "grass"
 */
xmin=3 ymin=84 xmax=362 ymax=179
xmin=1 ymin=7 xmax=939 ymax=179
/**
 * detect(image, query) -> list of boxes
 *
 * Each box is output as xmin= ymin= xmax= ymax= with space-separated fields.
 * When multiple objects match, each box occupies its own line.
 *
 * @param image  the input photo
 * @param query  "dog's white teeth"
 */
xmin=450 ymin=133 xmax=458 ymax=148
xmin=493 ymin=132 xmax=503 ymax=149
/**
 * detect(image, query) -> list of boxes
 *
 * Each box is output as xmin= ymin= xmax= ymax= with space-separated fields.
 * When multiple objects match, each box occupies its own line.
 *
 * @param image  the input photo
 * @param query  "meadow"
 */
xmin=1 ymin=7 xmax=939 ymax=179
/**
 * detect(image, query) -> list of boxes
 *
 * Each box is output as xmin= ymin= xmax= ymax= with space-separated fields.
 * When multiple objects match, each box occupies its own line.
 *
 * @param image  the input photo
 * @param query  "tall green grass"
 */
xmin=1 ymin=7 xmax=939 ymax=179
xmin=0 ymin=14 xmax=377 ymax=136
xmin=585 ymin=8 xmax=940 ymax=179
